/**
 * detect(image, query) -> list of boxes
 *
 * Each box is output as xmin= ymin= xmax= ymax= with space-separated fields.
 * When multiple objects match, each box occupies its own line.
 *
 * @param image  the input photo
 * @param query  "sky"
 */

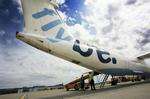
xmin=0 ymin=0 xmax=150 ymax=89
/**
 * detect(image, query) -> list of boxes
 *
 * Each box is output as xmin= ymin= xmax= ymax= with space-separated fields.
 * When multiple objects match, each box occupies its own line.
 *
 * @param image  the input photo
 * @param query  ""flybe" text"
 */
xmin=73 ymin=40 xmax=117 ymax=64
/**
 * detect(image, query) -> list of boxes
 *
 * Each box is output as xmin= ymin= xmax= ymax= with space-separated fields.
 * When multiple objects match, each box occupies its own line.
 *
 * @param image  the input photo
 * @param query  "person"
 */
xmin=89 ymin=72 xmax=96 ymax=90
xmin=80 ymin=75 xmax=85 ymax=90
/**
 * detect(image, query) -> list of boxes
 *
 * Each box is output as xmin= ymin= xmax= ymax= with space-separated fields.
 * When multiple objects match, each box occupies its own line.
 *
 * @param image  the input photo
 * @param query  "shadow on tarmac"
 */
xmin=42 ymin=80 xmax=150 ymax=99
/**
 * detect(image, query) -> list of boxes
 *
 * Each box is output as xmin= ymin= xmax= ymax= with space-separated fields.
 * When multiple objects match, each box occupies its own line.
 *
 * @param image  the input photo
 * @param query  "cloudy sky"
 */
xmin=0 ymin=0 xmax=150 ymax=89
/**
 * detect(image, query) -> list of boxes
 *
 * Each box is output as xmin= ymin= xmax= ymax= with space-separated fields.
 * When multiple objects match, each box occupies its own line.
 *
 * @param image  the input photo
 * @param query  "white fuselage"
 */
xmin=16 ymin=33 xmax=150 ymax=74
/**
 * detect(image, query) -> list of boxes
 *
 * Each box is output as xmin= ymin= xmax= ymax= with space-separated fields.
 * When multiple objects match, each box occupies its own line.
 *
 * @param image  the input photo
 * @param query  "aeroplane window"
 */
xmin=49 ymin=49 xmax=52 ymax=53
xmin=38 ymin=40 xmax=44 ymax=43
xmin=72 ymin=60 xmax=80 ymax=64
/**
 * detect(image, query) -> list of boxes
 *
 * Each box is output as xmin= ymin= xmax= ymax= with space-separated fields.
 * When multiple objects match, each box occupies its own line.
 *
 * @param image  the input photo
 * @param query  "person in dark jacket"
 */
xmin=89 ymin=72 xmax=96 ymax=90
xmin=80 ymin=75 xmax=85 ymax=90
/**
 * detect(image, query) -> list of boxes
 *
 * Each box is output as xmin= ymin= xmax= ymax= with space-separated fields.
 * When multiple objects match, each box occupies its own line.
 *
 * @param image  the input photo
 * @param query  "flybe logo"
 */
xmin=32 ymin=8 xmax=72 ymax=42
xmin=73 ymin=40 xmax=117 ymax=64
xmin=32 ymin=8 xmax=117 ymax=64
xmin=32 ymin=8 xmax=60 ymax=31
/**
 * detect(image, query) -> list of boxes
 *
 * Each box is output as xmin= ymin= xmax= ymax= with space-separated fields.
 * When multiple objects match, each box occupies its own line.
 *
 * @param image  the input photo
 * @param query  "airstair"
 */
xmin=97 ymin=74 xmax=109 ymax=88
xmin=65 ymin=72 xmax=109 ymax=91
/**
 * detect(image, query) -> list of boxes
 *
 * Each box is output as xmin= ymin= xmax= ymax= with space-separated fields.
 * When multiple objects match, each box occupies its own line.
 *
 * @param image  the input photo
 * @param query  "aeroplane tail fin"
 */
xmin=20 ymin=0 xmax=73 ymax=41
xmin=137 ymin=53 xmax=150 ymax=60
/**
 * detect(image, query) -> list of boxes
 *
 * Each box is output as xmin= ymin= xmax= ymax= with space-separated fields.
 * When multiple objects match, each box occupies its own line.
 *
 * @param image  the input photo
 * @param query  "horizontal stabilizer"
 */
xmin=137 ymin=53 xmax=150 ymax=60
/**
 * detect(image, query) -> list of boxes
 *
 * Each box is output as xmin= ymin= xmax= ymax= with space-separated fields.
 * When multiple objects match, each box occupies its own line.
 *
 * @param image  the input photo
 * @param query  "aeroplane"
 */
xmin=16 ymin=0 xmax=150 ymax=85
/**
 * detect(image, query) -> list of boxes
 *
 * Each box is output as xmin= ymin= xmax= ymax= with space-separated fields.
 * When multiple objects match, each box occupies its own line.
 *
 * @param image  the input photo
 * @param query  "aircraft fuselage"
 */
xmin=16 ymin=33 xmax=150 ymax=75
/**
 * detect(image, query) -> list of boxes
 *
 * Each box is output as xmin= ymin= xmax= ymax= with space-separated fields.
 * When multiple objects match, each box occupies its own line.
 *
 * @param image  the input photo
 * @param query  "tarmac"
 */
xmin=0 ymin=81 xmax=150 ymax=99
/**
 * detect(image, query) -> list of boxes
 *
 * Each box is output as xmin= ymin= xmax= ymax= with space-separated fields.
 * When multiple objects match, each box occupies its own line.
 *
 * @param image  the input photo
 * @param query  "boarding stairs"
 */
xmin=97 ymin=74 xmax=109 ymax=88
